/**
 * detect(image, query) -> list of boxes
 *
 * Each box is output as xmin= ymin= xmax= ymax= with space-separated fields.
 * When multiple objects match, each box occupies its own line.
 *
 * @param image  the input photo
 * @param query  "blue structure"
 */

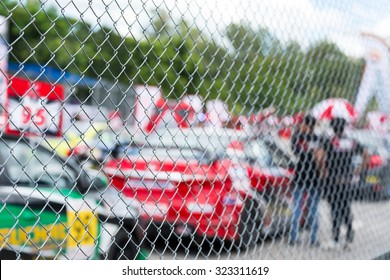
xmin=7 ymin=61 xmax=135 ymax=121
xmin=8 ymin=62 xmax=99 ymax=88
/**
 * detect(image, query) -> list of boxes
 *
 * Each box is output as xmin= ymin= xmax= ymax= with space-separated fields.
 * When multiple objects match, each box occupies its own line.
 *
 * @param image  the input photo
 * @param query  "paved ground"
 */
xmin=145 ymin=199 xmax=390 ymax=260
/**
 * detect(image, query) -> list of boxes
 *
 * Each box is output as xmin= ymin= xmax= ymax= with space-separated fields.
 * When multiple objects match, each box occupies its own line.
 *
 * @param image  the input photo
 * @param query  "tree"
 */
xmin=305 ymin=41 xmax=364 ymax=102
xmin=1 ymin=2 xmax=364 ymax=116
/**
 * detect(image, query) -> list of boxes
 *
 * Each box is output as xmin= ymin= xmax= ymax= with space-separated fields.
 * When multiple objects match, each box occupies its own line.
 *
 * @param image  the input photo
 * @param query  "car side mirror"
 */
xmin=77 ymin=171 xmax=90 ymax=194
xmin=111 ymin=144 xmax=121 ymax=158
xmin=77 ymin=169 xmax=108 ymax=194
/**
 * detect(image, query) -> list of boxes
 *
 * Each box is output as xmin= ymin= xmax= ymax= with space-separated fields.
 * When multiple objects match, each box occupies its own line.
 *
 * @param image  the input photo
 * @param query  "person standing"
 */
xmin=289 ymin=114 xmax=322 ymax=247
xmin=319 ymin=117 xmax=368 ymax=249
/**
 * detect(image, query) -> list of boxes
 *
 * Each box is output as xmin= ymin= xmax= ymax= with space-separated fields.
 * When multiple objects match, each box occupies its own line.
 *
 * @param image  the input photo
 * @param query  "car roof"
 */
xmin=139 ymin=127 xmax=248 ymax=156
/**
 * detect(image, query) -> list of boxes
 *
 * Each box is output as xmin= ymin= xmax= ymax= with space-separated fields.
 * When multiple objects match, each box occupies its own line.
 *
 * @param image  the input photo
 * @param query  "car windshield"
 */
xmin=89 ymin=130 xmax=118 ymax=148
xmin=146 ymin=127 xmax=247 ymax=160
xmin=0 ymin=139 xmax=77 ymax=189
xmin=66 ymin=122 xmax=93 ymax=135
xmin=67 ymin=122 xmax=107 ymax=137
xmin=122 ymin=146 xmax=211 ymax=164
xmin=244 ymin=139 xmax=294 ymax=169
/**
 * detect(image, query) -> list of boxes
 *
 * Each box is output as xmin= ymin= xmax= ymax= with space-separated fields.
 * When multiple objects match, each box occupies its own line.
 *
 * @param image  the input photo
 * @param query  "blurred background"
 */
xmin=0 ymin=0 xmax=390 ymax=260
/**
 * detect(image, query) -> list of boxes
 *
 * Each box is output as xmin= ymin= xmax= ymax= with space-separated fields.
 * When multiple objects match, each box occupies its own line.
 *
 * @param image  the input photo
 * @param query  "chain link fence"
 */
xmin=0 ymin=0 xmax=390 ymax=260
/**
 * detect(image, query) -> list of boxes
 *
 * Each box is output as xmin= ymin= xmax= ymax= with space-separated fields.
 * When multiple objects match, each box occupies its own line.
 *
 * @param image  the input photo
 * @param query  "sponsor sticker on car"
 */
xmin=366 ymin=175 xmax=380 ymax=184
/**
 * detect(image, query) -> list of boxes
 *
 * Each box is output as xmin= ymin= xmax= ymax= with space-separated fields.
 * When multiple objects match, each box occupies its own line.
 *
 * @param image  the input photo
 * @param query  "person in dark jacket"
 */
xmin=318 ymin=117 xmax=368 ymax=249
xmin=289 ymin=114 xmax=322 ymax=247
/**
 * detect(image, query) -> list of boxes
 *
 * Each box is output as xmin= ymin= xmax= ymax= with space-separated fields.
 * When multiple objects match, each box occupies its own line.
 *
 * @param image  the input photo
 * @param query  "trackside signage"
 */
xmin=0 ymin=15 xmax=8 ymax=128
xmin=4 ymin=76 xmax=64 ymax=136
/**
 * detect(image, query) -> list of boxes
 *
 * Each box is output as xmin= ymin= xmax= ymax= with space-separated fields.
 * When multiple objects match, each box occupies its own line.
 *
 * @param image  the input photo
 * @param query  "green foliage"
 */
xmin=1 ymin=0 xmax=364 ymax=115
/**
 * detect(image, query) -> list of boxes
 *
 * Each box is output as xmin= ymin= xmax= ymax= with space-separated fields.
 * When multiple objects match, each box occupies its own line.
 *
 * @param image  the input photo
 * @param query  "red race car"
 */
xmin=104 ymin=128 xmax=295 ymax=248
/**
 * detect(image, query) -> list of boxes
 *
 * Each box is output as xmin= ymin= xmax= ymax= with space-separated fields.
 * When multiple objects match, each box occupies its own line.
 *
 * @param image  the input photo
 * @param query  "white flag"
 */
xmin=355 ymin=33 xmax=390 ymax=116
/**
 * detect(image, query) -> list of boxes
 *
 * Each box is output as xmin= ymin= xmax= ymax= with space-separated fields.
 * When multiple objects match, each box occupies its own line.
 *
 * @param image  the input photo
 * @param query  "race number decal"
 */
xmin=67 ymin=210 xmax=98 ymax=248
xmin=5 ymin=76 xmax=64 ymax=136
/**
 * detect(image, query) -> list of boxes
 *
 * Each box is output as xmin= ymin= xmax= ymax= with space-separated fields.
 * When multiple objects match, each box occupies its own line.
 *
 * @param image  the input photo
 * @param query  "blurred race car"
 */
xmin=227 ymin=136 xmax=298 ymax=234
xmin=42 ymin=121 xmax=108 ymax=157
xmin=43 ymin=121 xmax=125 ymax=166
xmin=0 ymin=135 xmax=146 ymax=260
xmin=349 ymin=129 xmax=390 ymax=200
xmin=104 ymin=127 xmax=295 ymax=248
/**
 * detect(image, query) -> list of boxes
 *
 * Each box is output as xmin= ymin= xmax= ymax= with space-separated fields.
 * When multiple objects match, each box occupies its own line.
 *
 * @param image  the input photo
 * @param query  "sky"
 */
xmin=41 ymin=0 xmax=390 ymax=57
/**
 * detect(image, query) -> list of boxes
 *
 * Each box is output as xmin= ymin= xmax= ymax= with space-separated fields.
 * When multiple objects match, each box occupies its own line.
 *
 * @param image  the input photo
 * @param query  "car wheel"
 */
xmin=237 ymin=199 xmax=262 ymax=250
xmin=107 ymin=230 xmax=139 ymax=260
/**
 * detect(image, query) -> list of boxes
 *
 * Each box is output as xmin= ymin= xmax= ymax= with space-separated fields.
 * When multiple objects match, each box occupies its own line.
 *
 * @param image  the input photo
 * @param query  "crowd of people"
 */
xmin=288 ymin=114 xmax=369 ymax=250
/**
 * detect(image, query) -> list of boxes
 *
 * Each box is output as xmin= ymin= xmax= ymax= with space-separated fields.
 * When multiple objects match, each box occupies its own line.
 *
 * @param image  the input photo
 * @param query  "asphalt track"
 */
xmin=146 ymin=199 xmax=390 ymax=260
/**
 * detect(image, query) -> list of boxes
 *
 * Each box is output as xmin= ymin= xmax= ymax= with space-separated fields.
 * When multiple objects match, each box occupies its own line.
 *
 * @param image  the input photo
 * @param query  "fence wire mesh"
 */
xmin=0 ymin=0 xmax=390 ymax=260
